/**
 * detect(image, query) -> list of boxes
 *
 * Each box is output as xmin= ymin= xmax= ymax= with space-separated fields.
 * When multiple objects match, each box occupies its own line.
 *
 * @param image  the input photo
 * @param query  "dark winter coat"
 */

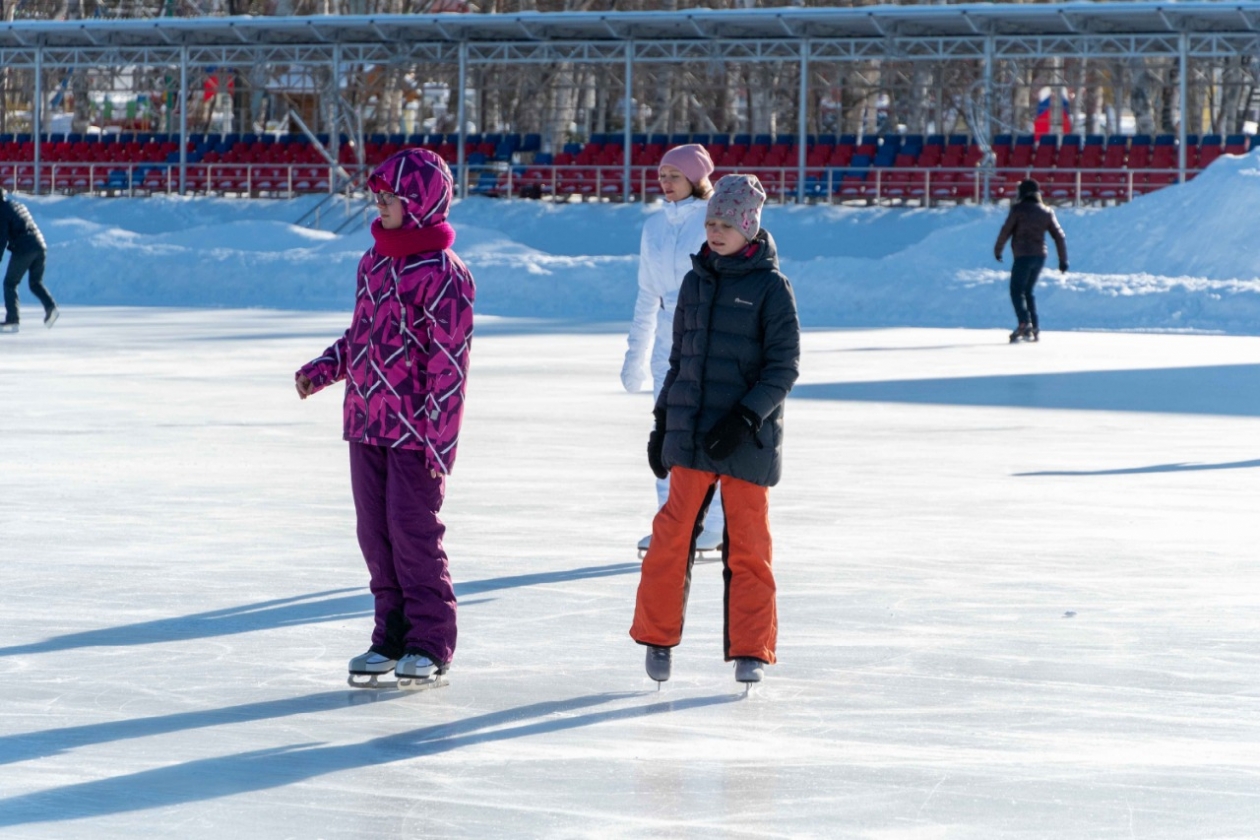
xmin=994 ymin=195 xmax=1068 ymax=263
xmin=0 ymin=191 xmax=46 ymax=256
xmin=655 ymin=229 xmax=800 ymax=487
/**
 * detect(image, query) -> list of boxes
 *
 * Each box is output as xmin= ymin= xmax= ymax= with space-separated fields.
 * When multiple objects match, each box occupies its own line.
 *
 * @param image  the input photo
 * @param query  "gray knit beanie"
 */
xmin=706 ymin=174 xmax=767 ymax=241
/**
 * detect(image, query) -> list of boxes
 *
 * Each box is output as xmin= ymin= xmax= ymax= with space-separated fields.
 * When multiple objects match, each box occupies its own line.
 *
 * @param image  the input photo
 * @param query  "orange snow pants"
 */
xmin=630 ymin=466 xmax=777 ymax=664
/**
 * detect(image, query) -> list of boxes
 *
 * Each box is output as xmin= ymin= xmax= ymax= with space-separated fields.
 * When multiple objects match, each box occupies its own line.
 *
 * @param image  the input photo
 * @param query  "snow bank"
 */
xmin=24 ymin=148 xmax=1260 ymax=332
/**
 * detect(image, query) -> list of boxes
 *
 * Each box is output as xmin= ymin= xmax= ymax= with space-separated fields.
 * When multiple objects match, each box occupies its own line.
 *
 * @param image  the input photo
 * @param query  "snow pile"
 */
xmin=23 ymin=148 xmax=1260 ymax=332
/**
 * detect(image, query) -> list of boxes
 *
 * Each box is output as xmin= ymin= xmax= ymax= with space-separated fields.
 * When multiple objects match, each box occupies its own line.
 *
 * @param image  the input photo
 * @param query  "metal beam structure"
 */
xmin=1 ymin=2 xmax=1258 ymax=200
xmin=2 ymin=4 xmax=1260 ymax=68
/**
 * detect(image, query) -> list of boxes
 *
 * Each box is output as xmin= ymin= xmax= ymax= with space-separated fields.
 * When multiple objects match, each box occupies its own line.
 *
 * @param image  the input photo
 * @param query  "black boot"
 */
xmin=645 ymin=646 xmax=672 ymax=682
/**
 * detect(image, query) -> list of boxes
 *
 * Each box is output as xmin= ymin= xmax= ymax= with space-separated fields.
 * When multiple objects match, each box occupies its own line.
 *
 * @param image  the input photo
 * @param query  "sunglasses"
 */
xmin=373 ymin=191 xmax=400 ymax=207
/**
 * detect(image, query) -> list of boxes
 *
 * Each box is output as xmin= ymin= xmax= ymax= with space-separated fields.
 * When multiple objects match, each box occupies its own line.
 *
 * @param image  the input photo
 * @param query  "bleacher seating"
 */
xmin=0 ymin=129 xmax=1252 ymax=201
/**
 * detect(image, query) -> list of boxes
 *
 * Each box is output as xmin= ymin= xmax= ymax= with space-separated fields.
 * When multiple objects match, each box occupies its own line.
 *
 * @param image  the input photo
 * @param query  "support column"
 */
xmin=179 ymin=45 xmax=189 ymax=194
xmin=797 ymin=40 xmax=808 ymax=203
xmin=33 ymin=47 xmax=42 ymax=194
xmin=981 ymin=37 xmax=994 ymax=204
xmin=623 ymin=41 xmax=634 ymax=202
xmin=1178 ymin=31 xmax=1188 ymax=184
xmin=330 ymin=43 xmax=342 ymax=192
xmin=457 ymin=40 xmax=467 ymax=199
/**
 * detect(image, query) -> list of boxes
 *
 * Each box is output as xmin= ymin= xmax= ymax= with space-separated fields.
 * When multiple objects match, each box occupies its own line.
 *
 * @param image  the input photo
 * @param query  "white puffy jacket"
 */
xmin=621 ymin=196 xmax=709 ymax=395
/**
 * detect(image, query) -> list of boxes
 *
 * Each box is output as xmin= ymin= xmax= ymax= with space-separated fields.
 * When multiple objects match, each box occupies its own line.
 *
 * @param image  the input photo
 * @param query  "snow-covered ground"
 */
xmin=24 ymin=147 xmax=1260 ymax=332
xmin=2 ymin=149 xmax=1260 ymax=837
xmin=1 ymin=310 xmax=1258 ymax=837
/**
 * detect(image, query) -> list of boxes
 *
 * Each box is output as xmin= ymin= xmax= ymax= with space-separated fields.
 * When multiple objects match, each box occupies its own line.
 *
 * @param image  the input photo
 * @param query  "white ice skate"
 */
xmin=394 ymin=652 xmax=449 ymax=691
xmin=0 ymin=322 xmax=17 ymax=334
xmin=693 ymin=528 xmax=724 ymax=563
xmin=44 ymin=308 xmax=59 ymax=329
xmin=347 ymin=650 xmax=398 ymax=689
xmin=637 ymin=531 xmax=724 ymax=562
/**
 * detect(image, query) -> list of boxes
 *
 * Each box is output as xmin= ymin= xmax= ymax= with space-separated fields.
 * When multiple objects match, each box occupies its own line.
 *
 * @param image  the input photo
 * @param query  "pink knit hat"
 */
xmin=706 ymin=174 xmax=766 ymax=241
xmin=658 ymin=144 xmax=714 ymax=187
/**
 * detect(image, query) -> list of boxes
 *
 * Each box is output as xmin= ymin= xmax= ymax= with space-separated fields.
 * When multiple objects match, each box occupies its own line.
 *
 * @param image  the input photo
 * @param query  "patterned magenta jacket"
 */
xmin=298 ymin=148 xmax=476 ymax=474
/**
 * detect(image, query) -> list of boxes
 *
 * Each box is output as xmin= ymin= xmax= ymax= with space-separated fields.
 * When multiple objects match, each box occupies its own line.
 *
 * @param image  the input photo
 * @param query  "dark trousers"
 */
xmin=349 ymin=442 xmax=457 ymax=665
xmin=3 ymin=249 xmax=54 ymax=324
xmin=1009 ymin=255 xmax=1045 ymax=328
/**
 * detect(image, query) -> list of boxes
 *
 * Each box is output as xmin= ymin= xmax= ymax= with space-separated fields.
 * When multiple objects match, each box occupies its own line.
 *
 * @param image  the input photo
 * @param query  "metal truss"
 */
xmin=4 ymin=2 xmax=1257 ymax=200
xmin=4 ymin=33 xmax=1258 ymax=71
xmin=0 ymin=3 xmax=1258 ymax=69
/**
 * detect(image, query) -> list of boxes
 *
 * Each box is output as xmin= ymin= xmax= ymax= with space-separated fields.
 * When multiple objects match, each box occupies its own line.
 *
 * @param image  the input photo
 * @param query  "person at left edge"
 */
xmin=0 ymin=187 xmax=57 ymax=333
xmin=295 ymin=148 xmax=476 ymax=686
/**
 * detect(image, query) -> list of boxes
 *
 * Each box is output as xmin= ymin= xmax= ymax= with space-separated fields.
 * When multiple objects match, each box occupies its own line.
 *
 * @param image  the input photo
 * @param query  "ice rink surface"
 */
xmin=1 ymin=308 xmax=1258 ymax=838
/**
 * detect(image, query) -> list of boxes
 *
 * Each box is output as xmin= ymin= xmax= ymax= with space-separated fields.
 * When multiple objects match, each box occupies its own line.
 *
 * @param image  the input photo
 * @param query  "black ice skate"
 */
xmin=1029 ymin=325 xmax=1040 ymax=342
xmin=645 ymin=645 xmax=672 ymax=685
xmin=734 ymin=658 xmax=765 ymax=684
xmin=1008 ymin=323 xmax=1031 ymax=343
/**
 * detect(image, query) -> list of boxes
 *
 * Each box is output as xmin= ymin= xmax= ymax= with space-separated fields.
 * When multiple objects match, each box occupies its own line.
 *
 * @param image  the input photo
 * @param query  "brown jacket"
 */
xmin=994 ymin=197 xmax=1068 ymax=265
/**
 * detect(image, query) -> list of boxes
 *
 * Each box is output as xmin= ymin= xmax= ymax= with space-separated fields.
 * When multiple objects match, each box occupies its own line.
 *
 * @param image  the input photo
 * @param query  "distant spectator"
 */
xmin=994 ymin=179 xmax=1067 ymax=343
xmin=0 ymin=187 xmax=57 ymax=333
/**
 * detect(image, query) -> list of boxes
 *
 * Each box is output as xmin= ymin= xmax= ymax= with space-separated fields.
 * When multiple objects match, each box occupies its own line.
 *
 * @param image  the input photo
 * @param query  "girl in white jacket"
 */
xmin=621 ymin=144 xmax=724 ymax=553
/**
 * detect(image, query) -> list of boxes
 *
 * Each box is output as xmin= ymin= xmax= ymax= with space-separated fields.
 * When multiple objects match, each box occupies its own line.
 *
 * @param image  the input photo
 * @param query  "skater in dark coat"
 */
xmin=994 ymin=179 xmax=1067 ymax=343
xmin=0 ymin=188 xmax=57 ymax=332
xmin=630 ymin=174 xmax=800 ymax=686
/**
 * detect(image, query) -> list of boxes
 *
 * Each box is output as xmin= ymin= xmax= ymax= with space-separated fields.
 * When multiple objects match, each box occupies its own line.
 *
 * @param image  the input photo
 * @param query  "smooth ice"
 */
xmin=1 ymin=308 xmax=1258 ymax=838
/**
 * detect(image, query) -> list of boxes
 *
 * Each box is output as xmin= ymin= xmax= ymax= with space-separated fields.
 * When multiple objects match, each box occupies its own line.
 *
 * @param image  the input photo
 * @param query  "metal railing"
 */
xmin=0 ymin=161 xmax=339 ymax=197
xmin=0 ymin=160 xmax=1203 ymax=207
xmin=462 ymin=163 xmax=1201 ymax=206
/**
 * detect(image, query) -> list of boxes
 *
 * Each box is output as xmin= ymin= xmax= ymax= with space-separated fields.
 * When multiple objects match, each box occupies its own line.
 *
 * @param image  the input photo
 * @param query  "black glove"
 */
xmin=703 ymin=405 xmax=760 ymax=461
xmin=647 ymin=408 xmax=668 ymax=479
xmin=1059 ymin=261 xmax=1069 ymax=273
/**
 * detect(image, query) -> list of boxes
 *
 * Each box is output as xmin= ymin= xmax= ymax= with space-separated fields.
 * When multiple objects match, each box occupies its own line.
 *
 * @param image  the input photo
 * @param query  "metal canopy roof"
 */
xmin=0 ymin=2 xmax=1258 ymax=66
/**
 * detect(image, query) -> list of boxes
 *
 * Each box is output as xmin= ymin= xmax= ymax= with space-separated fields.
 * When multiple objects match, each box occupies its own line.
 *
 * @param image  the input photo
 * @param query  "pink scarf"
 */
xmin=371 ymin=220 xmax=457 ymax=258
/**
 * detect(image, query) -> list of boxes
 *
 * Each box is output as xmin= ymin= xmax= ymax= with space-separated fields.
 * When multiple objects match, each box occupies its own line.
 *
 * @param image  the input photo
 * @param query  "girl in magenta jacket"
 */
xmin=296 ymin=148 xmax=475 ymax=685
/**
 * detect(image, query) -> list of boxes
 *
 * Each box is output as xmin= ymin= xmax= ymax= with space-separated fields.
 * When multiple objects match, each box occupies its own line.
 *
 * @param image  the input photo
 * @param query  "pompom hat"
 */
xmin=706 ymin=174 xmax=767 ymax=241
xmin=658 ymin=143 xmax=715 ymax=187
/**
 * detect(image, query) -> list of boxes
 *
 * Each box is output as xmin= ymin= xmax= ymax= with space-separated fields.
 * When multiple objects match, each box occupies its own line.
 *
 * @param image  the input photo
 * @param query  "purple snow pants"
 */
xmin=349 ymin=442 xmax=457 ymax=665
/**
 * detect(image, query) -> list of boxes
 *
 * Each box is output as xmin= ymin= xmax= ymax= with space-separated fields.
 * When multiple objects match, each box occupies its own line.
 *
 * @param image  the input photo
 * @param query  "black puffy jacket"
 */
xmin=655 ymin=229 xmax=800 ymax=487
xmin=0 ymin=190 xmax=46 ymax=256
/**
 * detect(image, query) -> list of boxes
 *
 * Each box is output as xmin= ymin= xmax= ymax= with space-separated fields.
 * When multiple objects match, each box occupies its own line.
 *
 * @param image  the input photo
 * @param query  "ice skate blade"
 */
xmin=348 ymin=674 xmax=449 ymax=691
xmin=348 ymin=673 xmax=400 ymax=690
xmin=397 ymin=675 xmax=448 ymax=692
